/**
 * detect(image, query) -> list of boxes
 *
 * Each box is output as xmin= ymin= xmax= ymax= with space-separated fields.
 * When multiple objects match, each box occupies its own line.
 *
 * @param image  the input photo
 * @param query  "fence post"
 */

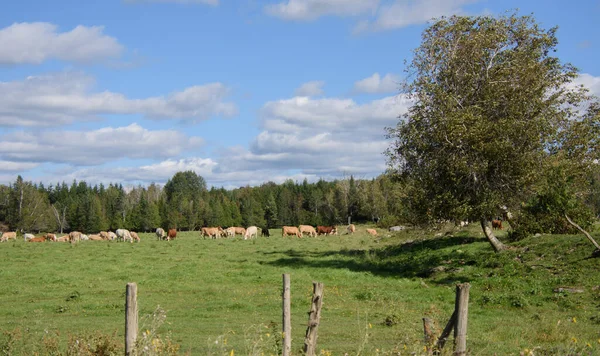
xmin=422 ymin=317 xmax=435 ymax=354
xmin=125 ymin=282 xmax=138 ymax=356
xmin=453 ymin=283 xmax=470 ymax=355
xmin=303 ymin=282 xmax=324 ymax=356
xmin=282 ymin=274 xmax=291 ymax=356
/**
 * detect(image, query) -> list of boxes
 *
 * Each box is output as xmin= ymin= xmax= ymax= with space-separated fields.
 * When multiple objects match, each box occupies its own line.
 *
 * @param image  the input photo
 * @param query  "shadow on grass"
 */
xmin=261 ymin=235 xmax=487 ymax=283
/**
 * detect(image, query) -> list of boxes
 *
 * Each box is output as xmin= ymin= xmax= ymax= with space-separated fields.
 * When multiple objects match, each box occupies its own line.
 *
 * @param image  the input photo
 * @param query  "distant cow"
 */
xmin=244 ymin=226 xmax=258 ymax=240
xmin=366 ymin=228 xmax=378 ymax=236
xmin=23 ymin=233 xmax=35 ymax=241
xmin=69 ymin=231 xmax=82 ymax=242
xmin=261 ymin=227 xmax=270 ymax=237
xmin=46 ymin=233 xmax=57 ymax=241
xmin=225 ymin=227 xmax=236 ymax=237
xmin=202 ymin=227 xmax=223 ymax=239
xmin=108 ymin=231 xmax=117 ymax=241
xmin=233 ymin=227 xmax=246 ymax=236
xmin=130 ymin=231 xmax=140 ymax=243
xmin=88 ymin=234 xmax=103 ymax=241
xmin=28 ymin=236 xmax=47 ymax=243
xmin=168 ymin=229 xmax=177 ymax=240
xmin=317 ymin=226 xmax=337 ymax=235
xmin=389 ymin=226 xmax=405 ymax=232
xmin=80 ymin=234 xmax=89 ymax=241
xmin=56 ymin=235 xmax=69 ymax=242
xmin=299 ymin=225 xmax=317 ymax=237
xmin=116 ymin=229 xmax=133 ymax=243
xmin=347 ymin=224 xmax=356 ymax=234
xmin=1 ymin=231 xmax=16 ymax=242
xmin=282 ymin=226 xmax=301 ymax=237
xmin=492 ymin=219 xmax=503 ymax=230
xmin=155 ymin=228 xmax=166 ymax=240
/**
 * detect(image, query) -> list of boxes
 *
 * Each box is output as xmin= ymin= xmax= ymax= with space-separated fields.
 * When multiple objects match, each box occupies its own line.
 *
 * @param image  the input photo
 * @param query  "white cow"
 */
xmin=244 ymin=226 xmax=258 ymax=240
xmin=116 ymin=229 xmax=133 ymax=243
xmin=23 ymin=233 xmax=35 ymax=241
xmin=156 ymin=228 xmax=166 ymax=240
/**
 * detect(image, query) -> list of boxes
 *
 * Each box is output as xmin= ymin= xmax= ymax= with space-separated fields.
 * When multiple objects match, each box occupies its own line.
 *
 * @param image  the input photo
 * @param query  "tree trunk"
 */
xmin=564 ymin=213 xmax=600 ymax=251
xmin=480 ymin=218 xmax=507 ymax=252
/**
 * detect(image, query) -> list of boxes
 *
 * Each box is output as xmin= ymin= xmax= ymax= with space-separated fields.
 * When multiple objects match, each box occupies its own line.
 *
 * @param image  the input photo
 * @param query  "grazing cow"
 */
xmin=116 ymin=229 xmax=133 ymax=243
xmin=99 ymin=231 xmax=109 ymax=240
xmin=23 ymin=233 xmax=35 ymax=241
xmin=80 ymin=234 xmax=89 ymax=241
xmin=155 ymin=228 xmax=166 ymax=240
xmin=108 ymin=231 xmax=117 ymax=241
xmin=261 ymin=227 xmax=270 ymax=237
xmin=69 ymin=231 xmax=82 ymax=243
xmin=46 ymin=233 xmax=57 ymax=241
xmin=244 ymin=226 xmax=258 ymax=240
xmin=366 ymin=228 xmax=378 ymax=236
xmin=1 ymin=231 xmax=16 ymax=242
xmin=130 ymin=231 xmax=140 ymax=243
xmin=282 ymin=226 xmax=301 ymax=237
xmin=492 ymin=220 xmax=503 ymax=230
xmin=299 ymin=225 xmax=317 ymax=237
xmin=347 ymin=224 xmax=356 ymax=234
xmin=201 ymin=227 xmax=223 ymax=239
xmin=389 ymin=226 xmax=405 ymax=232
xmin=225 ymin=227 xmax=236 ymax=238
xmin=233 ymin=227 xmax=246 ymax=236
xmin=168 ymin=228 xmax=177 ymax=240
xmin=317 ymin=226 xmax=337 ymax=235
xmin=88 ymin=234 xmax=103 ymax=241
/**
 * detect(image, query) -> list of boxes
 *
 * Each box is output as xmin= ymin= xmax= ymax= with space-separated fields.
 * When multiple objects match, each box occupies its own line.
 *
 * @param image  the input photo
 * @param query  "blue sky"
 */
xmin=0 ymin=0 xmax=599 ymax=189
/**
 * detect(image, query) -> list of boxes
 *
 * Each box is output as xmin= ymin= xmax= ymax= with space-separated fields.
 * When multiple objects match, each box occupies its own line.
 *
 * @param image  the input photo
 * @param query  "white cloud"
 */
xmin=356 ymin=0 xmax=478 ymax=32
xmin=0 ymin=72 xmax=237 ymax=127
xmin=572 ymin=73 xmax=600 ymax=97
xmin=353 ymin=72 xmax=400 ymax=93
xmin=0 ymin=22 xmax=123 ymax=65
xmin=294 ymin=81 xmax=325 ymax=96
xmin=0 ymin=161 xmax=40 ymax=172
xmin=124 ymin=0 xmax=218 ymax=4
xmin=0 ymin=123 xmax=203 ymax=166
xmin=265 ymin=0 xmax=379 ymax=21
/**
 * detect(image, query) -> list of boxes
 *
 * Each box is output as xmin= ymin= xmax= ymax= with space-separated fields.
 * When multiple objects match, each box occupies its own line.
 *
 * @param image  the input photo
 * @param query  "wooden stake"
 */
xmin=125 ymin=283 xmax=138 ymax=356
xmin=282 ymin=274 xmax=291 ymax=356
xmin=453 ymin=283 xmax=470 ymax=355
xmin=303 ymin=282 xmax=324 ymax=356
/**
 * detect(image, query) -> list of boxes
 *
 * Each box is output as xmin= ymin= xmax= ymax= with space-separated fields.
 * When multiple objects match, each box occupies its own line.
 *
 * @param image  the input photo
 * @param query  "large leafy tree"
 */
xmin=386 ymin=12 xmax=592 ymax=252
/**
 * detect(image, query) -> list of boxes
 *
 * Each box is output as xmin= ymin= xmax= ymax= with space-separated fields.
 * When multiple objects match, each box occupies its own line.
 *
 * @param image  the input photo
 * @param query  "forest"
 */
xmin=0 ymin=171 xmax=408 ymax=234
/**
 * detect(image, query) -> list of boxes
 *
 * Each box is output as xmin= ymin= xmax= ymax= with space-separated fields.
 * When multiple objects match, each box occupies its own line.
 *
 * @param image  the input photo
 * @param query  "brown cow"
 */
xmin=366 ymin=228 xmax=378 ymax=236
xmin=29 ymin=236 xmax=47 ymax=243
xmin=317 ymin=226 xmax=337 ymax=235
xmin=130 ymin=231 xmax=140 ymax=243
xmin=69 ymin=231 xmax=82 ymax=242
xmin=282 ymin=226 xmax=301 ymax=237
xmin=492 ymin=219 xmax=503 ymax=230
xmin=299 ymin=225 xmax=317 ymax=237
xmin=233 ymin=227 xmax=246 ymax=236
xmin=202 ymin=227 xmax=223 ymax=239
xmin=347 ymin=224 xmax=356 ymax=234
xmin=0 ymin=231 xmax=16 ymax=242
xmin=88 ymin=234 xmax=103 ymax=241
xmin=46 ymin=233 xmax=57 ymax=241
xmin=168 ymin=228 xmax=177 ymax=240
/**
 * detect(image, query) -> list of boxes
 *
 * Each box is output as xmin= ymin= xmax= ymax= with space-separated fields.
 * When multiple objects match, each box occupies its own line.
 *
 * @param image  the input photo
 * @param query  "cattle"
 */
xmin=88 ymin=234 xmax=103 ymax=241
xmin=299 ymin=225 xmax=317 ymax=237
xmin=244 ymin=226 xmax=258 ymax=240
xmin=23 ymin=233 xmax=35 ymax=241
xmin=28 ymin=236 xmax=47 ymax=243
xmin=80 ymin=234 xmax=89 ymax=241
xmin=201 ymin=227 xmax=223 ymax=239
xmin=366 ymin=228 xmax=378 ymax=236
xmin=0 ymin=231 xmax=16 ymax=242
xmin=99 ymin=231 xmax=109 ymax=240
xmin=492 ymin=220 xmax=503 ymax=230
xmin=155 ymin=228 xmax=166 ymax=240
xmin=108 ymin=231 xmax=117 ymax=241
xmin=56 ymin=235 xmax=69 ymax=242
xmin=282 ymin=226 xmax=301 ymax=237
xmin=69 ymin=231 xmax=82 ymax=243
xmin=225 ymin=227 xmax=236 ymax=238
xmin=46 ymin=233 xmax=57 ymax=241
xmin=389 ymin=226 xmax=405 ymax=232
xmin=168 ymin=228 xmax=177 ymax=240
xmin=233 ymin=227 xmax=246 ymax=236
xmin=261 ymin=227 xmax=270 ymax=237
xmin=347 ymin=224 xmax=356 ymax=234
xmin=317 ymin=226 xmax=337 ymax=235
xmin=130 ymin=231 xmax=140 ymax=243
xmin=116 ymin=229 xmax=133 ymax=243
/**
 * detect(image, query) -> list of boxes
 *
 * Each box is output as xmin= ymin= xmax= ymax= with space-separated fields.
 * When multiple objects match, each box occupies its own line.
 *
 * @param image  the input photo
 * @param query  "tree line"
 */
xmin=0 ymin=171 xmax=408 ymax=234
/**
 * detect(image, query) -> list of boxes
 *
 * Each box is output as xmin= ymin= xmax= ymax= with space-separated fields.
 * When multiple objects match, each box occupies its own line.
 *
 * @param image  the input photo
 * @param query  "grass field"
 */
xmin=1 ymin=225 xmax=599 ymax=355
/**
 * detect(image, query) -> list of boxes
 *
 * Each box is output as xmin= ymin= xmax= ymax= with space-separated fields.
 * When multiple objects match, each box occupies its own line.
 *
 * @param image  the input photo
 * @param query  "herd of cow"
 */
xmin=0 ymin=223 xmax=384 ymax=244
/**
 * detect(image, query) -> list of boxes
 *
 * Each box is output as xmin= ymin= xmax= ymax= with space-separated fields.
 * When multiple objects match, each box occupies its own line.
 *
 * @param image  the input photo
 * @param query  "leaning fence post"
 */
xmin=453 ymin=283 xmax=470 ymax=355
xmin=282 ymin=274 xmax=291 ymax=356
xmin=303 ymin=282 xmax=324 ymax=356
xmin=125 ymin=282 xmax=138 ymax=356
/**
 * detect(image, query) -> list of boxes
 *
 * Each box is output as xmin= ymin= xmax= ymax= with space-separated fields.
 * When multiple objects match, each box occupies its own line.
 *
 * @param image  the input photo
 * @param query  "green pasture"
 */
xmin=0 ymin=225 xmax=599 ymax=355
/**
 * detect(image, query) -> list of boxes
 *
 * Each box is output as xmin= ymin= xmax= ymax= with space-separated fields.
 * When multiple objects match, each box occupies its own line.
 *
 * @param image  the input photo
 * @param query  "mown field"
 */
xmin=1 ymin=225 xmax=599 ymax=355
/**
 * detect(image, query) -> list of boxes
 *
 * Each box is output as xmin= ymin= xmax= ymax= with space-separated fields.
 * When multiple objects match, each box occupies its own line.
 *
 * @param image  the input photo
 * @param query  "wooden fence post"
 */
xmin=303 ymin=282 xmax=324 ymax=356
xmin=125 ymin=282 xmax=138 ymax=356
xmin=282 ymin=274 xmax=291 ymax=356
xmin=453 ymin=283 xmax=470 ymax=355
xmin=422 ymin=317 xmax=435 ymax=354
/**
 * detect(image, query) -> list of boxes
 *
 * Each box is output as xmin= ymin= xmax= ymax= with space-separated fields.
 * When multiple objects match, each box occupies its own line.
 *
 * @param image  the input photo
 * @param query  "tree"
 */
xmin=386 ymin=11 xmax=590 ymax=252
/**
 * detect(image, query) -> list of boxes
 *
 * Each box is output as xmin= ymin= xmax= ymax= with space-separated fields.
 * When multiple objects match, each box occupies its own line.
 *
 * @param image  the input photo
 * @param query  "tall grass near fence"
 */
xmin=0 ymin=225 xmax=599 ymax=355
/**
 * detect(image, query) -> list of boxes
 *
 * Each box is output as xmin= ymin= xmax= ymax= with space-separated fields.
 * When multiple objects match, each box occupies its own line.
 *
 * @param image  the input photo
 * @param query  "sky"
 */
xmin=0 ymin=0 xmax=599 ymax=189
